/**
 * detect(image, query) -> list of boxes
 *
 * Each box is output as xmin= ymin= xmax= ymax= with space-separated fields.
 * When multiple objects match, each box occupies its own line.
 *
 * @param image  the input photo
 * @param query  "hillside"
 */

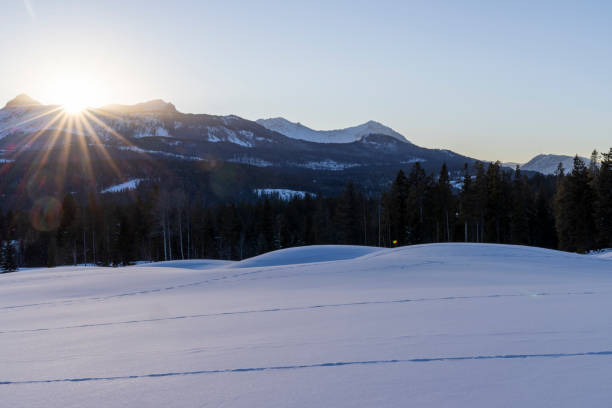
xmin=0 ymin=95 xmax=478 ymax=204
xmin=2 ymin=243 xmax=612 ymax=407
xmin=521 ymin=154 xmax=590 ymax=175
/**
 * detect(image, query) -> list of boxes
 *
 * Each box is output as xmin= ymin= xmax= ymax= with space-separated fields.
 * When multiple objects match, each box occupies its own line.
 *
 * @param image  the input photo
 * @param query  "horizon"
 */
xmin=0 ymin=92 xmax=597 ymax=165
xmin=2 ymin=1 xmax=612 ymax=162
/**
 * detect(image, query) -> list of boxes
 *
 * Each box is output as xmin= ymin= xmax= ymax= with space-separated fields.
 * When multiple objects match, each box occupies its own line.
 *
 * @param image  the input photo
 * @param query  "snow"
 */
xmin=206 ymin=126 xmax=254 ymax=147
xmin=400 ymin=158 xmax=426 ymax=164
xmin=294 ymin=160 xmax=361 ymax=171
xmin=0 ymin=106 xmax=85 ymax=140
xmin=257 ymin=117 xmax=408 ymax=144
xmin=231 ymin=245 xmax=382 ymax=268
xmin=591 ymin=249 xmax=612 ymax=260
xmin=0 ymin=101 xmax=258 ymax=148
xmin=132 ymin=259 xmax=235 ymax=269
xmin=2 ymin=243 xmax=612 ymax=407
xmin=101 ymin=179 xmax=143 ymax=193
xmin=449 ymin=179 xmax=464 ymax=189
xmin=117 ymin=145 xmax=204 ymax=161
xmin=254 ymin=188 xmax=310 ymax=200
xmin=520 ymin=154 xmax=590 ymax=175
xmin=228 ymin=156 xmax=274 ymax=167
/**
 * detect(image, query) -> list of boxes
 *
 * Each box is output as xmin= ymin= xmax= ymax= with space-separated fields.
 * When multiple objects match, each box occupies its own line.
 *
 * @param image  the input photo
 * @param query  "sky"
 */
xmin=1 ymin=0 xmax=611 ymax=162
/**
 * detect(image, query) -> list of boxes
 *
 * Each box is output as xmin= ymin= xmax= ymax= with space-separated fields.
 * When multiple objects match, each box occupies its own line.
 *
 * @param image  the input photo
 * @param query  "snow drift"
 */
xmin=1 ymin=243 xmax=612 ymax=407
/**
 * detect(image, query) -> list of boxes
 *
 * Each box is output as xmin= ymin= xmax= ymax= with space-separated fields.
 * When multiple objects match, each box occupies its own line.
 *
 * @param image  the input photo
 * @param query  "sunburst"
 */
xmin=0 ymin=92 xmax=155 ymax=209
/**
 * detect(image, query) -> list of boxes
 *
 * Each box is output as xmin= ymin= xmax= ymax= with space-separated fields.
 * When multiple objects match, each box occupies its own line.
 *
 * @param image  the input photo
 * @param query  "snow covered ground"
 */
xmin=101 ymin=178 xmax=143 ymax=193
xmin=1 ymin=243 xmax=612 ymax=407
xmin=254 ymin=188 xmax=311 ymax=200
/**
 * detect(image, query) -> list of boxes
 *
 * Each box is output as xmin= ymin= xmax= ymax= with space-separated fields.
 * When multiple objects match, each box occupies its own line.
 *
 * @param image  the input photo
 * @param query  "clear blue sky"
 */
xmin=2 ymin=0 xmax=611 ymax=162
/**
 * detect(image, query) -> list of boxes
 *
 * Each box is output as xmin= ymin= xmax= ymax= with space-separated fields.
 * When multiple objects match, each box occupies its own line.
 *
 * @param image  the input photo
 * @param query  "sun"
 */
xmin=44 ymin=75 xmax=107 ymax=114
xmin=60 ymin=84 xmax=93 ymax=114
xmin=63 ymin=99 xmax=88 ymax=114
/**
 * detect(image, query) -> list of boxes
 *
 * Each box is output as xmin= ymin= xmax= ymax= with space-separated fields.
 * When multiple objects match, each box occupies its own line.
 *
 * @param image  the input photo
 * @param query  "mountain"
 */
xmin=101 ymin=99 xmax=177 ymax=114
xmin=0 ymin=94 xmax=479 ymax=205
xmin=520 ymin=154 xmax=590 ymax=175
xmin=256 ymin=117 xmax=407 ymax=143
xmin=0 ymin=95 xmax=471 ymax=172
xmin=3 ymin=93 xmax=42 ymax=108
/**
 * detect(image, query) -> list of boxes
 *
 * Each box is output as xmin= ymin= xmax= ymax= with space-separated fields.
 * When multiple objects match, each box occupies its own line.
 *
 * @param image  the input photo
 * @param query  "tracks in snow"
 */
xmin=0 ymin=261 xmax=440 ymax=312
xmin=0 ymin=291 xmax=597 ymax=335
xmin=2 ymin=350 xmax=612 ymax=386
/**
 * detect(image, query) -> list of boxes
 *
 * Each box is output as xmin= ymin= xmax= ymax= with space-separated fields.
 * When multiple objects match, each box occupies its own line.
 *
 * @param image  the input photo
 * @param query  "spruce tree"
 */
xmin=388 ymin=170 xmax=409 ymax=245
xmin=433 ymin=163 xmax=453 ymax=242
xmin=595 ymin=148 xmax=612 ymax=248
xmin=510 ymin=166 xmax=530 ymax=245
xmin=459 ymin=163 xmax=474 ymax=242
xmin=2 ymin=241 xmax=18 ymax=273
xmin=405 ymin=162 xmax=429 ymax=244
xmin=589 ymin=150 xmax=600 ymax=180
xmin=555 ymin=156 xmax=597 ymax=252
xmin=472 ymin=162 xmax=488 ymax=242
xmin=485 ymin=162 xmax=504 ymax=242
xmin=0 ymin=241 xmax=5 ymax=272
xmin=336 ymin=182 xmax=360 ymax=245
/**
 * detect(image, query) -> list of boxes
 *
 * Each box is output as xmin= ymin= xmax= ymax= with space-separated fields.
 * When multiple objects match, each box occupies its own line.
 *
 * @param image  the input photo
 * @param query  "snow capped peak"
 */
xmin=256 ymin=117 xmax=408 ymax=144
xmin=3 ymin=94 xmax=42 ymax=109
xmin=520 ymin=154 xmax=590 ymax=175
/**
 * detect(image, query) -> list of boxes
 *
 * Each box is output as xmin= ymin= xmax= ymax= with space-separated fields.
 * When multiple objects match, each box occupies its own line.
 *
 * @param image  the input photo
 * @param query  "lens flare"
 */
xmin=30 ymin=196 xmax=62 ymax=232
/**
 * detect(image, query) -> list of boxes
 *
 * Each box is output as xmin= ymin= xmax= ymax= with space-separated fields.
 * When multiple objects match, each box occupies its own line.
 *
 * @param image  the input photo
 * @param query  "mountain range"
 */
xmin=0 ymin=94 xmax=587 ymax=205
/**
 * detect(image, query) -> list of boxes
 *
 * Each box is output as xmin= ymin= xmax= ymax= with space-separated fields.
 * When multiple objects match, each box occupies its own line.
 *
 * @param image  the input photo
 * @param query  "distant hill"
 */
xmin=521 ymin=154 xmax=590 ymax=175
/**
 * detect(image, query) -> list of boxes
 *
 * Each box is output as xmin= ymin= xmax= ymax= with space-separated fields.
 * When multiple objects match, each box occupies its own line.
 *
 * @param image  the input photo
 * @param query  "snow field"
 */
xmin=1 ymin=243 xmax=611 ymax=407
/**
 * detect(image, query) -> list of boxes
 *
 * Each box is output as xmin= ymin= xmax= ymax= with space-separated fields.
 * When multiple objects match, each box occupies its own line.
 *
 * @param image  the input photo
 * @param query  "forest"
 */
xmin=1 ymin=148 xmax=611 ymax=270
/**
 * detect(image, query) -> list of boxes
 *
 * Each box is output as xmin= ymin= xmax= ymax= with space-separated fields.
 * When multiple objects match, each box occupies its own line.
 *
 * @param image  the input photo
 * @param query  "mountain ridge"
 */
xmin=256 ymin=117 xmax=408 ymax=144
xmin=502 ymin=154 xmax=591 ymax=175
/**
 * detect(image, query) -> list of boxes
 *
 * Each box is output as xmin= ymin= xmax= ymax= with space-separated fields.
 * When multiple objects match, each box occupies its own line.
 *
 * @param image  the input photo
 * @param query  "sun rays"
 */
xmin=0 ymin=102 xmax=153 ymax=214
xmin=43 ymin=75 xmax=108 ymax=115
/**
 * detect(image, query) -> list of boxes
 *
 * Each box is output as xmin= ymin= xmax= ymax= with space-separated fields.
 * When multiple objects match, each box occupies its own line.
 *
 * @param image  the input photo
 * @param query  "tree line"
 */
xmin=1 ymin=148 xmax=611 ymax=271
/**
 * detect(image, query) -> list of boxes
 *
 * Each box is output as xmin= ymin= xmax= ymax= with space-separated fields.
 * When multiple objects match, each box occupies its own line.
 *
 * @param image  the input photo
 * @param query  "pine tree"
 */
xmin=335 ymin=182 xmax=360 ymax=245
xmin=2 ymin=241 xmax=18 ymax=273
xmin=406 ymin=162 xmax=429 ymax=243
xmin=589 ymin=149 xmax=600 ymax=180
xmin=57 ymin=193 xmax=78 ymax=265
xmin=458 ymin=163 xmax=474 ymax=242
xmin=485 ymin=161 xmax=504 ymax=242
xmin=433 ymin=163 xmax=453 ymax=242
xmin=555 ymin=156 xmax=597 ymax=252
xmin=595 ymin=148 xmax=612 ymax=248
xmin=510 ymin=166 xmax=530 ymax=244
xmin=472 ymin=161 xmax=488 ymax=242
xmin=388 ymin=170 xmax=409 ymax=245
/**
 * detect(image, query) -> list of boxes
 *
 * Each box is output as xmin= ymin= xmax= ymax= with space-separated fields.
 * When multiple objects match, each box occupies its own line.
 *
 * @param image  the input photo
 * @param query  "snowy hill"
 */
xmin=521 ymin=154 xmax=590 ymax=175
xmin=256 ymin=117 xmax=408 ymax=143
xmin=2 ymin=243 xmax=612 ymax=407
